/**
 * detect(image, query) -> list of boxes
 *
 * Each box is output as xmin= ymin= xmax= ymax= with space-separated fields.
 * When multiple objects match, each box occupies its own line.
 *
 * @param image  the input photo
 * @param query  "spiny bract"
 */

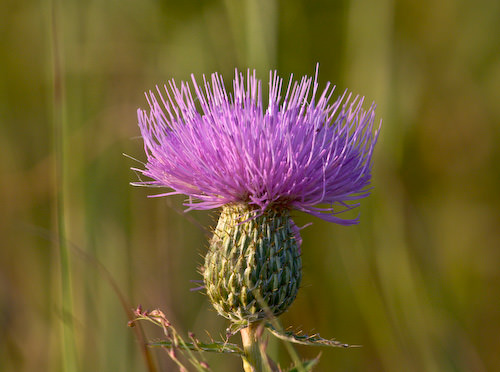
xmin=204 ymin=204 xmax=301 ymax=323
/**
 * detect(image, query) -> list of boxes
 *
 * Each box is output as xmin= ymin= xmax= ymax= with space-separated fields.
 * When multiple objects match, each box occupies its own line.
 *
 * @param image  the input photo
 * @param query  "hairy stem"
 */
xmin=241 ymin=324 xmax=263 ymax=372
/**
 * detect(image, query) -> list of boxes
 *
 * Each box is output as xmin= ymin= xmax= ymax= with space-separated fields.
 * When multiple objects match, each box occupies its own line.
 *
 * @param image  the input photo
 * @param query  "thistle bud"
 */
xmin=203 ymin=204 xmax=302 ymax=324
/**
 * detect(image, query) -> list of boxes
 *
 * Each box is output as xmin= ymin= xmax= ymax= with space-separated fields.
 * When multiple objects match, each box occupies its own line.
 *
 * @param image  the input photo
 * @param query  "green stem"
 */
xmin=49 ymin=0 xmax=78 ymax=371
xmin=240 ymin=324 xmax=263 ymax=372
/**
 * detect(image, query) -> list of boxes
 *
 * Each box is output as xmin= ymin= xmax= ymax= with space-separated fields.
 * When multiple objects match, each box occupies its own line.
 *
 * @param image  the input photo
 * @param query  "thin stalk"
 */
xmin=251 ymin=290 xmax=305 ymax=372
xmin=241 ymin=324 xmax=263 ymax=372
xmin=223 ymin=0 xmax=277 ymax=70
xmin=244 ymin=0 xmax=277 ymax=71
xmin=49 ymin=0 xmax=78 ymax=371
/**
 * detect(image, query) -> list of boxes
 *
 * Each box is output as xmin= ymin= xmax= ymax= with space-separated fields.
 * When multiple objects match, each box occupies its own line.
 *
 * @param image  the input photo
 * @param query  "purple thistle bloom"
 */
xmin=135 ymin=66 xmax=380 ymax=225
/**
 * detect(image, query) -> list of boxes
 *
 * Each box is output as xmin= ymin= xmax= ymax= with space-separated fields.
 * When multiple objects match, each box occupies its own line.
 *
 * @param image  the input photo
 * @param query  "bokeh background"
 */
xmin=1 ymin=0 xmax=499 ymax=371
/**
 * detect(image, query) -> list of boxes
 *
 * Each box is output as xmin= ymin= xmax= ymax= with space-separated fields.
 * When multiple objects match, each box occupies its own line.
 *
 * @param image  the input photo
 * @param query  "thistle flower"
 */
xmin=135 ymin=66 xmax=379 ymax=325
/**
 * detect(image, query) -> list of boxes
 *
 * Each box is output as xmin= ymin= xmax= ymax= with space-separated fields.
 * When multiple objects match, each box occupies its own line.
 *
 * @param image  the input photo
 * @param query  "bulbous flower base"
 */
xmin=203 ymin=204 xmax=302 ymax=324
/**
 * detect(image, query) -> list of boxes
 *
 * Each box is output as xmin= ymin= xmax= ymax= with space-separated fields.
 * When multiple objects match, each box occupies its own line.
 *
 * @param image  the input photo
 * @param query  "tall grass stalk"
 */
xmin=48 ymin=0 xmax=78 ymax=370
xmin=223 ymin=0 xmax=277 ymax=71
xmin=244 ymin=0 xmax=277 ymax=71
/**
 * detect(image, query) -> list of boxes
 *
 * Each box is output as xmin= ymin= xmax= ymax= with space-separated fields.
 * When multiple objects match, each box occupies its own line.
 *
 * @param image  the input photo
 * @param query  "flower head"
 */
xmin=135 ymin=66 xmax=379 ymax=225
xmin=135 ymin=66 xmax=380 ymax=325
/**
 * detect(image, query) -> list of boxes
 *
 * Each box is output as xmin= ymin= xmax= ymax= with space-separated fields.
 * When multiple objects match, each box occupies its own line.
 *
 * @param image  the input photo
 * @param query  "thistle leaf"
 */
xmin=149 ymin=340 xmax=244 ymax=355
xmin=265 ymin=323 xmax=356 ymax=348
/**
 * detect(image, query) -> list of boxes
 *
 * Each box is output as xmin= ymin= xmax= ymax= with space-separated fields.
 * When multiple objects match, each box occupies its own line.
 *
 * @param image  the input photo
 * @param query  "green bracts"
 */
xmin=204 ymin=204 xmax=302 ymax=324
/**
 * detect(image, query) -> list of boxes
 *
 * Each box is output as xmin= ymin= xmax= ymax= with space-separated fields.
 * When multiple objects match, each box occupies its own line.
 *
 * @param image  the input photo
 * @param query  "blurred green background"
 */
xmin=1 ymin=0 xmax=499 ymax=371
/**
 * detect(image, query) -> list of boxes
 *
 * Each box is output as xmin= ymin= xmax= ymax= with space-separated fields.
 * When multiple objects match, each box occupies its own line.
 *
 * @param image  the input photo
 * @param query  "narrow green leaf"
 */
xmin=285 ymin=355 xmax=320 ymax=372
